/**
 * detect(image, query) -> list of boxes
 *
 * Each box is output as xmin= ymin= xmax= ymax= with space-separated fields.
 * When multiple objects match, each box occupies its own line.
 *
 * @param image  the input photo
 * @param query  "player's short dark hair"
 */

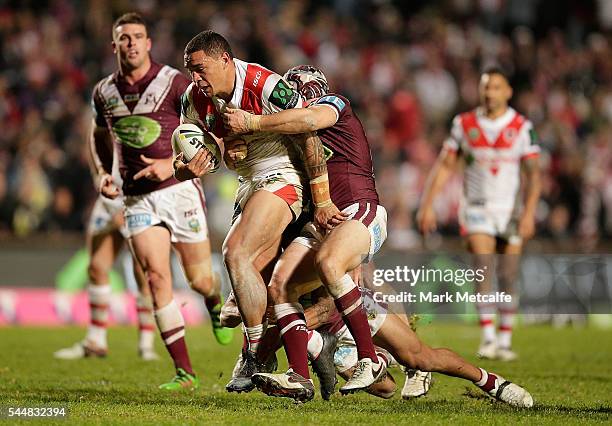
xmin=481 ymin=66 xmax=510 ymax=83
xmin=113 ymin=12 xmax=148 ymax=33
xmin=185 ymin=30 xmax=234 ymax=59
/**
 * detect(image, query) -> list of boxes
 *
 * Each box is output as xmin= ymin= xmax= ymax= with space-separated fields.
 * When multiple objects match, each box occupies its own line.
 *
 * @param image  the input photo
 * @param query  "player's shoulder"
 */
xmin=93 ymin=72 xmax=116 ymax=95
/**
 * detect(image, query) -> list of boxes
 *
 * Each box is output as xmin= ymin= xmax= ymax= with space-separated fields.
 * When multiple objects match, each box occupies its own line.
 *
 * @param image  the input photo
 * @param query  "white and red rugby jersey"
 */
xmin=181 ymin=58 xmax=305 ymax=177
xmin=443 ymin=107 xmax=540 ymax=211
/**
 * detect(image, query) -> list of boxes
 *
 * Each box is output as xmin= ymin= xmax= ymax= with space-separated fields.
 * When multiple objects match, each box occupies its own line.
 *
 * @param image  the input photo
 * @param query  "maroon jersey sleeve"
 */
xmin=91 ymin=83 xmax=107 ymax=128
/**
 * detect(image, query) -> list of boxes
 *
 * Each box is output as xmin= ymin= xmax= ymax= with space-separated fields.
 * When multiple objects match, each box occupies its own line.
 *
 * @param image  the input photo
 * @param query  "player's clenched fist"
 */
xmin=98 ymin=173 xmax=120 ymax=199
xmin=173 ymin=150 xmax=216 ymax=181
xmin=223 ymin=138 xmax=248 ymax=169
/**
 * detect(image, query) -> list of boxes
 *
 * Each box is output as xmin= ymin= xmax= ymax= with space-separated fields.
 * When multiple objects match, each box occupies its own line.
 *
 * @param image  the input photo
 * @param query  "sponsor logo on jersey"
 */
xmin=112 ymin=116 xmax=162 ymax=149
xmin=269 ymin=80 xmax=299 ymax=109
xmin=105 ymin=96 xmax=119 ymax=110
xmin=124 ymin=93 xmax=140 ymax=103
xmin=252 ymin=70 xmax=263 ymax=88
xmin=127 ymin=213 xmax=152 ymax=229
xmin=318 ymin=95 xmax=346 ymax=112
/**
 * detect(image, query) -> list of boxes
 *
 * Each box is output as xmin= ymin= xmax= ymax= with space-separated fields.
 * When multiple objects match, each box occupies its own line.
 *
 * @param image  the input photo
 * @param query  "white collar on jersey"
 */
xmin=476 ymin=106 xmax=516 ymax=124
xmin=228 ymin=58 xmax=248 ymax=109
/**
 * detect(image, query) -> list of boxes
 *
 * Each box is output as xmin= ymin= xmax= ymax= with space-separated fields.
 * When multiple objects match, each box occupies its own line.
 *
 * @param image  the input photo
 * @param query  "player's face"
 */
xmin=184 ymin=50 xmax=231 ymax=98
xmin=479 ymin=73 xmax=512 ymax=112
xmin=112 ymin=23 xmax=151 ymax=71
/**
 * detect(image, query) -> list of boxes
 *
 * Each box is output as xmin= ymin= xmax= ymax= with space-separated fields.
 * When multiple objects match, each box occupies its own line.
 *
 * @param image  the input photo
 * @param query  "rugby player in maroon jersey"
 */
xmin=75 ymin=13 xmax=231 ymax=391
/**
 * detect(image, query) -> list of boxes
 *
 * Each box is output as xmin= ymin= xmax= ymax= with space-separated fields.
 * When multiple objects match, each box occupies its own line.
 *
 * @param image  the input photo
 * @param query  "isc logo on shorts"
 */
xmin=127 ymin=213 xmax=152 ymax=229
xmin=334 ymin=346 xmax=354 ymax=367
xmin=466 ymin=212 xmax=486 ymax=225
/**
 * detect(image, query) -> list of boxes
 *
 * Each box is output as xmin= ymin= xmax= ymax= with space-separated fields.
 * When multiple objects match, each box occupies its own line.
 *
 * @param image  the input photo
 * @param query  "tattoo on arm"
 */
xmin=302 ymin=132 xmax=327 ymax=179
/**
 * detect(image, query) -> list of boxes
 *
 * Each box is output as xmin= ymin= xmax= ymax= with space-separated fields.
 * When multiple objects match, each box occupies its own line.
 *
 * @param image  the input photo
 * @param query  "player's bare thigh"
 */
xmin=87 ymin=229 xmax=124 ymax=285
xmin=223 ymin=190 xmax=294 ymax=262
xmin=316 ymin=219 xmax=371 ymax=276
xmin=130 ymin=226 xmax=173 ymax=308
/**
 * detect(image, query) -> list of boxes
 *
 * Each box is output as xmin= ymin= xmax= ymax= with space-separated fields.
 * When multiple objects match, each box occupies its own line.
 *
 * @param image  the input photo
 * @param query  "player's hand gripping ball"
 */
xmin=171 ymin=123 xmax=221 ymax=173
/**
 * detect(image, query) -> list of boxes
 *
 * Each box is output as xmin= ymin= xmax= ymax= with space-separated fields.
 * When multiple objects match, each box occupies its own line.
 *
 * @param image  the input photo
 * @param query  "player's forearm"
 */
xmin=88 ymin=126 xmax=112 ymax=184
xmin=304 ymin=296 xmax=335 ymax=329
xmin=256 ymin=109 xmax=319 ymax=134
xmin=298 ymin=132 xmax=334 ymax=208
xmin=420 ymin=157 xmax=453 ymax=208
xmin=522 ymin=166 xmax=541 ymax=217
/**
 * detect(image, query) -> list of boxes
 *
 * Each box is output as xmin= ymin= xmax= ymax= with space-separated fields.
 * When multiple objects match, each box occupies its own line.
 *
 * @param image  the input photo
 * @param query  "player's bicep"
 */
xmin=309 ymin=105 xmax=339 ymax=129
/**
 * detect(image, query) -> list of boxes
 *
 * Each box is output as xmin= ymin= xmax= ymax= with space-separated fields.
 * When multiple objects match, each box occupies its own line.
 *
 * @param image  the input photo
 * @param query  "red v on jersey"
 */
xmin=460 ymin=110 xmax=526 ymax=150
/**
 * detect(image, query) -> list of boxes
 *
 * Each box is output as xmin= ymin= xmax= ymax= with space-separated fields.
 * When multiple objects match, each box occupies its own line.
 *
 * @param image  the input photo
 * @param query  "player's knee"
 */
xmin=87 ymin=259 xmax=110 ymax=284
xmin=222 ymin=238 xmax=248 ymax=271
xmin=145 ymin=268 xmax=170 ymax=294
xmin=314 ymin=252 xmax=343 ymax=283
xmin=268 ymin=272 xmax=290 ymax=304
xmin=184 ymin=264 xmax=214 ymax=296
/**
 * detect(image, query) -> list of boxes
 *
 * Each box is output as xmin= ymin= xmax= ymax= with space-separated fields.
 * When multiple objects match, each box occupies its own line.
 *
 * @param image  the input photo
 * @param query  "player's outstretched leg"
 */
xmin=374 ymin=313 xmax=533 ymax=407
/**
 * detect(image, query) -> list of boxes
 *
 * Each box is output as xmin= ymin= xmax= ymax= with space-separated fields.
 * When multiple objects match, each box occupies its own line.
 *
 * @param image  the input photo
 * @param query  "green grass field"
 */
xmin=0 ymin=323 xmax=610 ymax=425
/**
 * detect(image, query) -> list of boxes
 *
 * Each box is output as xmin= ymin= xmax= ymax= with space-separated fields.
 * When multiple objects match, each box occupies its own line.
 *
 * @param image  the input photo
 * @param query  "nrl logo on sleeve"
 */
xmin=105 ymin=96 xmax=119 ymax=110
xmin=269 ymin=80 xmax=299 ymax=109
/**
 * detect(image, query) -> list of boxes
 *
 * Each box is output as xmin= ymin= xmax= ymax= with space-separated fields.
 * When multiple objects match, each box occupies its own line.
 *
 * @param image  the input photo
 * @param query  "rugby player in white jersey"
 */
xmin=54 ymin=122 xmax=158 ymax=362
xmin=66 ymin=13 xmax=232 ymax=391
xmin=417 ymin=67 xmax=541 ymax=361
xmin=176 ymin=31 xmax=340 ymax=392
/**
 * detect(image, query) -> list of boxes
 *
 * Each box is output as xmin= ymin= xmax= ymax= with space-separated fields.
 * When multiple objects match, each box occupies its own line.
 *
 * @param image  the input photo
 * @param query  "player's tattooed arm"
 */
xmin=304 ymin=293 xmax=336 ymax=329
xmin=223 ymin=105 xmax=337 ymax=134
xmin=293 ymin=132 xmax=348 ymax=230
xmin=519 ymin=155 xmax=541 ymax=239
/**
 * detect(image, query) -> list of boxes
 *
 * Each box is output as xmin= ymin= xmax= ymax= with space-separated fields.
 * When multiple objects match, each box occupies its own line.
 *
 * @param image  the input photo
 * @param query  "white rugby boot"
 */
xmin=401 ymin=369 xmax=432 ymax=399
xmin=339 ymin=357 xmax=387 ymax=394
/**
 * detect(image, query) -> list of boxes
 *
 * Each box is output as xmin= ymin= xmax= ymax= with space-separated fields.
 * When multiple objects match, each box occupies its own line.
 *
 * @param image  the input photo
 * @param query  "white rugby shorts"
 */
xmin=124 ymin=180 xmax=209 ymax=243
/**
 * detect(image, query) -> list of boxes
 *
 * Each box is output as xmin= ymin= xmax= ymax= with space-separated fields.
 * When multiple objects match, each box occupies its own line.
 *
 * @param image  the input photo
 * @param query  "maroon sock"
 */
xmin=476 ymin=369 xmax=499 ymax=392
xmin=335 ymin=287 xmax=378 ymax=362
xmin=277 ymin=312 xmax=310 ymax=378
xmin=160 ymin=326 xmax=194 ymax=376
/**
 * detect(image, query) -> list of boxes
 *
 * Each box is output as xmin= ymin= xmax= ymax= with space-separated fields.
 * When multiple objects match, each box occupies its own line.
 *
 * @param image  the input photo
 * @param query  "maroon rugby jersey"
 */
xmin=92 ymin=62 xmax=190 ymax=195
xmin=312 ymin=93 xmax=379 ymax=210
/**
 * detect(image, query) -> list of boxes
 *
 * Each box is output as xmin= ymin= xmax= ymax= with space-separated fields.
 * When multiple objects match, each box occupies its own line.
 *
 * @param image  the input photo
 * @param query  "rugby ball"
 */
xmin=171 ymin=123 xmax=221 ymax=173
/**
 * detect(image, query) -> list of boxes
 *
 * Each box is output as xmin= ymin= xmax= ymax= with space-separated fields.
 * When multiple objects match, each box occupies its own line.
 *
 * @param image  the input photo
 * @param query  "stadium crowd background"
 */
xmin=0 ymin=0 xmax=611 ymax=251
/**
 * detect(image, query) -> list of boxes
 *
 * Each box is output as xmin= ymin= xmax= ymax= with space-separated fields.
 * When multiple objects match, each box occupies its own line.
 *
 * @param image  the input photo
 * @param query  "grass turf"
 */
xmin=0 ymin=323 xmax=610 ymax=425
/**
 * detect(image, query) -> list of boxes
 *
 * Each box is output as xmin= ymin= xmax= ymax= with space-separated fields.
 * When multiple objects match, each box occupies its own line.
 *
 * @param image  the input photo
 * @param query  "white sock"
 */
xmin=245 ymin=324 xmax=264 ymax=354
xmin=307 ymin=330 xmax=324 ymax=360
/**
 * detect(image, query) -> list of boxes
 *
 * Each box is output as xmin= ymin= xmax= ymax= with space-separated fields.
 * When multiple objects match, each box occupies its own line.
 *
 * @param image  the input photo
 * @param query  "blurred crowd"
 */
xmin=0 ymin=0 xmax=611 ymax=250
